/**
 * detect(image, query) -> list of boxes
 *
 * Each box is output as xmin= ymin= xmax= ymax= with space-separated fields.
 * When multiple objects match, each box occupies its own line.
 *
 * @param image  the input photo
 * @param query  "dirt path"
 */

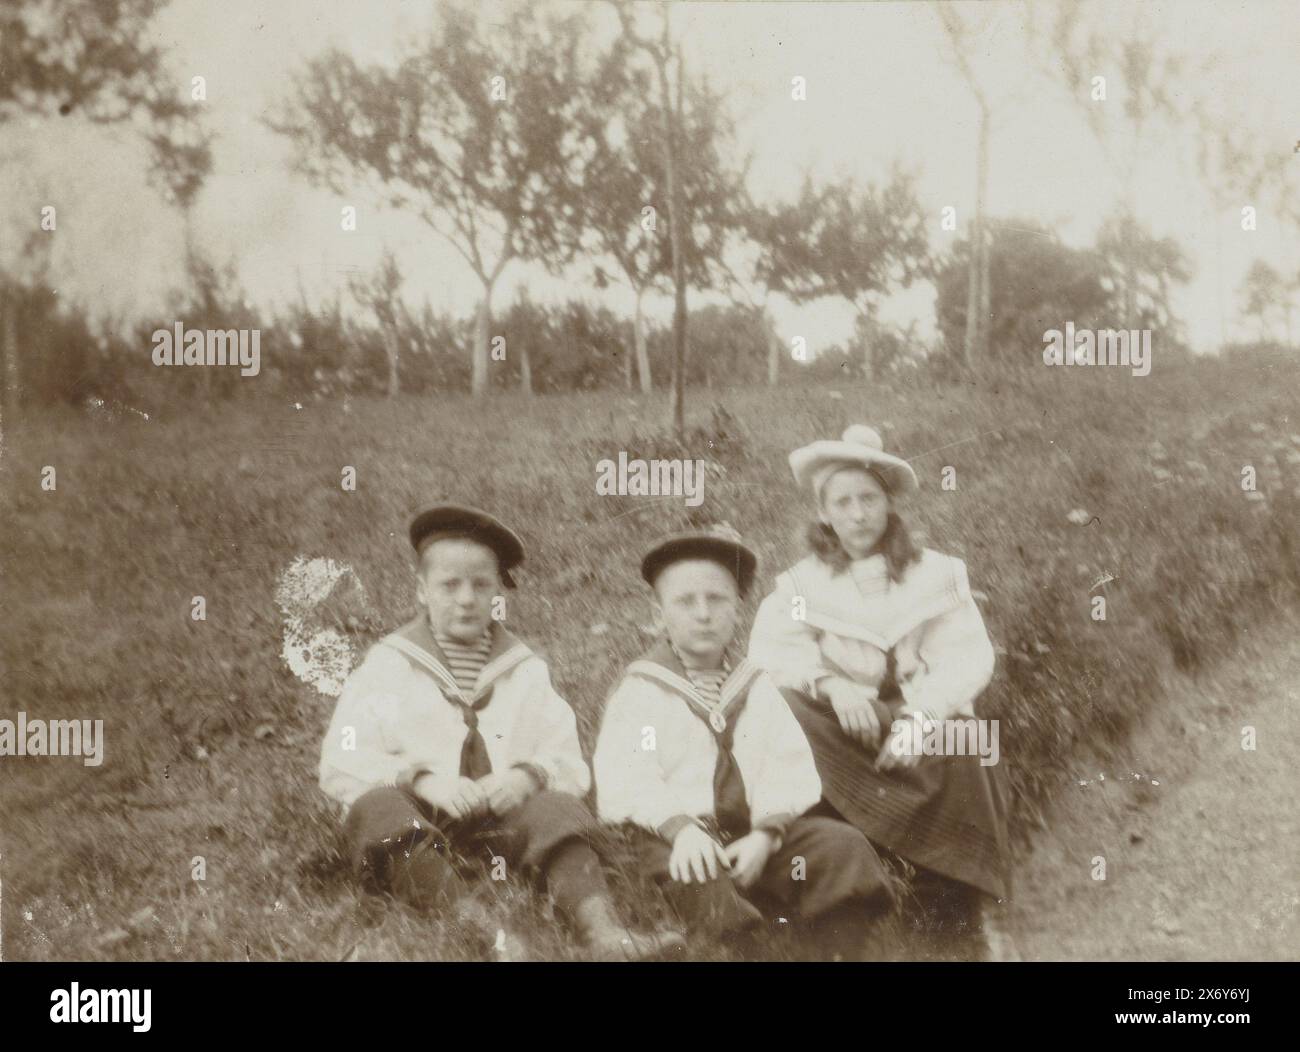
xmin=1006 ymin=608 xmax=1300 ymax=960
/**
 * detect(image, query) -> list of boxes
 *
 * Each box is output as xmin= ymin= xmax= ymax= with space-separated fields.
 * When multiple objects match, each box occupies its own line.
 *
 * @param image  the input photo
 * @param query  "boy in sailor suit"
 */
xmin=319 ymin=504 xmax=682 ymax=961
xmin=593 ymin=526 xmax=894 ymax=959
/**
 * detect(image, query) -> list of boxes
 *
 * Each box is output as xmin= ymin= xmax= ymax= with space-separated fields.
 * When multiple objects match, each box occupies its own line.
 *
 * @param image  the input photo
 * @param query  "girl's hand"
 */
xmin=876 ymin=716 xmax=925 ymax=771
xmin=823 ymin=677 xmax=883 ymax=748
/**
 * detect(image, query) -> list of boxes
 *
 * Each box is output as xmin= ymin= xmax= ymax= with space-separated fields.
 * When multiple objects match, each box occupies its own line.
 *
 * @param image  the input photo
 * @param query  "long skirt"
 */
xmin=781 ymin=688 xmax=1011 ymax=901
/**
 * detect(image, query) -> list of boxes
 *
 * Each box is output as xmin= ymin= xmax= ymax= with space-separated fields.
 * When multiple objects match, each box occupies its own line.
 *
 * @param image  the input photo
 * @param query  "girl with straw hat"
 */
xmin=747 ymin=425 xmax=1012 ymax=960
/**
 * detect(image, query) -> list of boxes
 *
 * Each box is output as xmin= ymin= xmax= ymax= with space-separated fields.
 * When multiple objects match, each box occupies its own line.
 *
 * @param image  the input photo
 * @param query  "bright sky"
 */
xmin=4 ymin=0 xmax=1299 ymax=355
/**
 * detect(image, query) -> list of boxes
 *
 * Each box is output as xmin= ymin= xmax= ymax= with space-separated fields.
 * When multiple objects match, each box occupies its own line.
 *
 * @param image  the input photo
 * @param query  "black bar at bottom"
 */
xmin=2 ymin=960 xmax=1290 ymax=1039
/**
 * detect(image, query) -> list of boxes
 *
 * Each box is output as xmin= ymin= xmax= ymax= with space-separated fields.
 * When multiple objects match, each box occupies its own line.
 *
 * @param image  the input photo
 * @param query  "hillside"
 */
xmin=1 ymin=356 xmax=1297 ymax=960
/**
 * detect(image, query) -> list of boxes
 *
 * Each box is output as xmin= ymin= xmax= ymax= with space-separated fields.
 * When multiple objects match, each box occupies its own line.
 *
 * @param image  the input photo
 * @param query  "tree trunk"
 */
xmin=659 ymin=44 xmax=687 ymax=438
xmin=472 ymin=286 xmax=492 ymax=398
xmin=0 ymin=287 xmax=17 ymax=450
xmin=633 ymin=285 xmax=651 ymax=393
xmin=520 ymin=339 xmax=532 ymax=395
xmin=182 ymin=208 xmax=215 ymax=399
xmin=385 ymin=328 xmax=399 ymax=399
xmin=961 ymin=234 xmax=979 ymax=368
xmin=977 ymin=207 xmax=991 ymax=358
xmin=861 ymin=315 xmax=875 ymax=379
xmin=766 ymin=312 xmax=780 ymax=385
xmin=1123 ymin=216 xmax=1138 ymax=328
xmin=963 ymin=104 xmax=990 ymax=366
xmin=1214 ymin=207 xmax=1226 ymax=351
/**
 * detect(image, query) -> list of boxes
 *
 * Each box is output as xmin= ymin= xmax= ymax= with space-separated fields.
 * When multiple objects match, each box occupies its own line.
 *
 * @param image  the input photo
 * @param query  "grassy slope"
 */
xmin=1 ymin=357 xmax=1297 ymax=960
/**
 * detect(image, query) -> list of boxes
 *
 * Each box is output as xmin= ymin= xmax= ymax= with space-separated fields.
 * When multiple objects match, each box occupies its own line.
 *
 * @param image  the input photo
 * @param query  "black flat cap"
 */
xmin=640 ymin=526 xmax=758 ymax=597
xmin=409 ymin=504 xmax=525 ymax=585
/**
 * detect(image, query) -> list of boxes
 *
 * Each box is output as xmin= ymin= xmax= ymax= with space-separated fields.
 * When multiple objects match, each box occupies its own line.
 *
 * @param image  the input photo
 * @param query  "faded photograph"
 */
xmin=1 ymin=0 xmax=1297 ymax=967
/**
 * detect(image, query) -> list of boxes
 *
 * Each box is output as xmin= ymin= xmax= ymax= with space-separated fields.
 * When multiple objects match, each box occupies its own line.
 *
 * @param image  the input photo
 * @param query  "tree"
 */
xmin=270 ymin=0 xmax=604 ymax=398
xmin=717 ymin=227 xmax=787 ymax=388
xmin=673 ymin=303 xmax=772 ymax=387
xmin=348 ymin=250 xmax=405 ymax=399
xmin=0 ymin=0 xmax=184 ymax=123
xmin=504 ymin=286 xmax=540 ymax=396
xmin=935 ymin=219 xmax=1109 ymax=363
xmin=1189 ymin=93 xmax=1273 ymax=350
xmin=581 ymin=62 xmax=740 ymax=395
xmin=748 ymin=169 xmax=931 ymax=378
xmin=1201 ymin=100 xmax=1300 ymax=345
xmin=609 ymin=0 xmax=693 ymax=436
xmin=145 ymin=106 xmax=213 ymax=218
xmin=0 ymin=0 xmax=196 ymax=435
xmin=1094 ymin=214 xmax=1192 ymax=337
xmin=147 ymin=94 xmax=216 ymax=393
xmin=1031 ymin=1 xmax=1193 ymax=329
xmin=713 ymin=181 xmax=794 ymax=388
xmin=276 ymin=282 xmax=352 ymax=396
xmin=1239 ymin=260 xmax=1293 ymax=344
xmin=935 ymin=4 xmax=996 ymax=367
xmin=486 ymin=297 xmax=630 ymax=393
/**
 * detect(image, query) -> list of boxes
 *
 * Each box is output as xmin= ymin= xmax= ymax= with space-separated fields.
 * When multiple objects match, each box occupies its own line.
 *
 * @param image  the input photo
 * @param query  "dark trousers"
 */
xmin=343 ymin=786 xmax=608 ymax=915
xmin=637 ymin=816 xmax=894 ymax=945
xmin=806 ymin=798 xmax=986 ymax=932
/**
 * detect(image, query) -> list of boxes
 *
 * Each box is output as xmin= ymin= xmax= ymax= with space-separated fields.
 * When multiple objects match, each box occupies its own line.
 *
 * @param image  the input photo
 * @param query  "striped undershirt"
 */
xmin=670 ymin=640 xmax=731 ymax=707
xmin=434 ymin=628 xmax=494 ymax=696
xmin=684 ymin=668 xmax=728 ymax=706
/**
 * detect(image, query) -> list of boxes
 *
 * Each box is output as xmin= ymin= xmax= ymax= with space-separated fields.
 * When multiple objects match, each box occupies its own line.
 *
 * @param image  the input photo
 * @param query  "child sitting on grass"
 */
xmin=319 ymin=504 xmax=683 ymax=961
xmin=593 ymin=526 xmax=894 ymax=959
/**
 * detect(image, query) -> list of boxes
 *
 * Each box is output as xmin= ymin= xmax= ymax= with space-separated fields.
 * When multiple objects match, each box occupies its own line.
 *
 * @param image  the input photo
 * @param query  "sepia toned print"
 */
xmin=1 ymin=0 xmax=1297 ymax=971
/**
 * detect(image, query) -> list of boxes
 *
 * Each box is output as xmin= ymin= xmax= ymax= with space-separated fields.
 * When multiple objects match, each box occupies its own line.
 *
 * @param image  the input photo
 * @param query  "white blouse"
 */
xmin=747 ymin=548 xmax=996 ymax=723
xmin=319 ymin=630 xmax=591 ymax=809
xmin=594 ymin=661 xmax=822 ymax=838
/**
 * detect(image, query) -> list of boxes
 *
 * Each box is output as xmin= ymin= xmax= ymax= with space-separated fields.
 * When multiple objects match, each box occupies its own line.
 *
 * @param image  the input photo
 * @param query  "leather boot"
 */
xmin=573 ymin=896 xmax=686 ymax=961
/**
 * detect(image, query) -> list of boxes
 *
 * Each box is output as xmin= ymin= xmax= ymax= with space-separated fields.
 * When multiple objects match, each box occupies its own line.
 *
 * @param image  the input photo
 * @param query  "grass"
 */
xmin=2 ymin=356 xmax=1297 ymax=960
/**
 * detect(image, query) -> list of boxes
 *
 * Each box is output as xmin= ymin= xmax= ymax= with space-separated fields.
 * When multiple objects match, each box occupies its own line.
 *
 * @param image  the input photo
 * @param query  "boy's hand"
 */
xmin=823 ymin=677 xmax=882 ymax=748
xmin=478 ymin=769 xmax=537 ymax=815
xmin=669 ymin=822 xmax=731 ymax=884
xmin=724 ymin=830 xmax=775 ymax=889
xmin=414 ymin=773 xmax=489 ymax=821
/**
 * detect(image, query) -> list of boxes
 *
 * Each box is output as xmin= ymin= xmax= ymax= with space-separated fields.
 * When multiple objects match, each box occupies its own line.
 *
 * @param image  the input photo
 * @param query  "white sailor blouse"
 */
xmin=319 ymin=617 xmax=591 ymax=809
xmin=748 ymin=548 xmax=996 ymax=724
xmin=593 ymin=644 xmax=822 ymax=841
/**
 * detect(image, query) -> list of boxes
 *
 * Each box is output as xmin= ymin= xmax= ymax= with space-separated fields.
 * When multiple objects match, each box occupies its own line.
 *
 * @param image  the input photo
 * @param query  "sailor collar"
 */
xmin=381 ymin=616 xmax=533 ymax=704
xmin=626 ymin=639 xmax=763 ymax=733
xmin=780 ymin=549 xmax=968 ymax=651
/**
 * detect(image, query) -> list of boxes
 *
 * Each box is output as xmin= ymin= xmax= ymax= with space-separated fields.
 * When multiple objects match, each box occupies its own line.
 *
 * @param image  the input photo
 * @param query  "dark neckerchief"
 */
xmin=383 ymin=617 xmax=532 ymax=779
xmin=627 ymin=638 xmax=763 ymax=840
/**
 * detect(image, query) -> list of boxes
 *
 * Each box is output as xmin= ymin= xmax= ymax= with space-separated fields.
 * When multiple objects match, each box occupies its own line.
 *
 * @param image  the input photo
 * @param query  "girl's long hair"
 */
xmin=805 ymin=510 xmax=922 ymax=584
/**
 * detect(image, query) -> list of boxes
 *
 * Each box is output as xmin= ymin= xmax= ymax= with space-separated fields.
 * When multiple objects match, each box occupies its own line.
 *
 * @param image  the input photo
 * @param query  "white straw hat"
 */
xmin=789 ymin=424 xmax=918 ymax=498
